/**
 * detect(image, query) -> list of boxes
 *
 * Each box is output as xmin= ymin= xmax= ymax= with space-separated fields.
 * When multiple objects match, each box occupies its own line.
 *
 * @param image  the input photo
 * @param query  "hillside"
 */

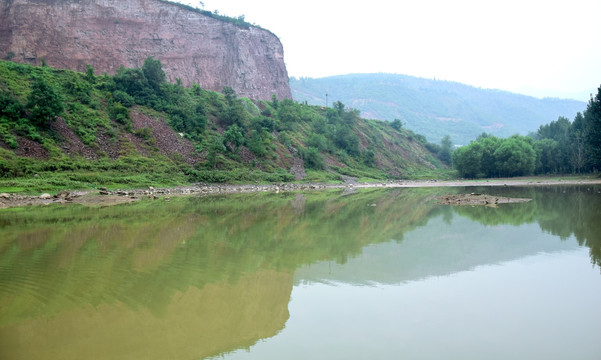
xmin=290 ymin=74 xmax=586 ymax=145
xmin=0 ymin=60 xmax=445 ymax=193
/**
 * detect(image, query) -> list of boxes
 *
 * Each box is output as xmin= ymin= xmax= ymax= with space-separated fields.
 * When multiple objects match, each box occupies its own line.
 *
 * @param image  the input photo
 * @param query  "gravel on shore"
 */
xmin=1 ymin=178 xmax=600 ymax=209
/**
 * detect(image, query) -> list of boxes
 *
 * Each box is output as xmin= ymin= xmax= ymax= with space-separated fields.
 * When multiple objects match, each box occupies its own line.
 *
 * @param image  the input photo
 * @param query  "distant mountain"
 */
xmin=290 ymin=74 xmax=586 ymax=145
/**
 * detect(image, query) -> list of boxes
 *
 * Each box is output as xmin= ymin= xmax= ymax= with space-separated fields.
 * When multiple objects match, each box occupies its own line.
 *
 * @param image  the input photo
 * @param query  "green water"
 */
xmin=0 ymin=186 xmax=600 ymax=359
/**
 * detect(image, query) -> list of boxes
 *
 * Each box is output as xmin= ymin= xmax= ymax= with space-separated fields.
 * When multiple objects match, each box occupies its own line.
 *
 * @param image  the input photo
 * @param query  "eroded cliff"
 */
xmin=0 ymin=0 xmax=291 ymax=99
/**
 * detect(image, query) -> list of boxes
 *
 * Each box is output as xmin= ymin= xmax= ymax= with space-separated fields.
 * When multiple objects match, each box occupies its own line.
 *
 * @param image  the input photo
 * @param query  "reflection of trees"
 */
xmin=452 ymin=200 xmax=537 ymax=226
xmin=450 ymin=185 xmax=601 ymax=269
xmin=533 ymin=186 xmax=601 ymax=269
xmin=0 ymin=188 xmax=443 ymax=325
xmin=1 ymin=186 xmax=599 ymax=358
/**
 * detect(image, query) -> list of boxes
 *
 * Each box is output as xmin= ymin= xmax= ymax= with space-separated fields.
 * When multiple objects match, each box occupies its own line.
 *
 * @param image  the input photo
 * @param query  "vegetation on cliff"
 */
xmin=159 ymin=1 xmax=256 ymax=29
xmin=0 ymin=59 xmax=446 ymax=193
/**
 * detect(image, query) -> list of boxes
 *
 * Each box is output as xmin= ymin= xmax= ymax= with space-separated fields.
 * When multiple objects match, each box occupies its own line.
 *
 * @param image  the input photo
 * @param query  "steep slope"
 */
xmin=0 ymin=60 xmax=445 ymax=192
xmin=291 ymin=74 xmax=586 ymax=144
xmin=0 ymin=0 xmax=291 ymax=100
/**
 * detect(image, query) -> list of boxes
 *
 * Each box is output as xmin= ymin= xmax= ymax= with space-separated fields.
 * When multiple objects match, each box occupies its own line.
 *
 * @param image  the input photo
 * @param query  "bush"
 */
xmin=113 ymin=67 xmax=152 ymax=104
xmin=109 ymin=102 xmax=132 ymax=131
xmin=307 ymin=133 xmax=328 ymax=151
xmin=302 ymin=147 xmax=324 ymax=170
xmin=26 ymin=75 xmax=64 ymax=127
xmin=246 ymin=129 xmax=271 ymax=157
xmin=391 ymin=119 xmax=403 ymax=131
xmin=113 ymin=90 xmax=135 ymax=107
xmin=0 ymin=92 xmax=24 ymax=120
xmin=0 ymin=122 xmax=18 ymax=148
xmin=363 ymin=149 xmax=376 ymax=166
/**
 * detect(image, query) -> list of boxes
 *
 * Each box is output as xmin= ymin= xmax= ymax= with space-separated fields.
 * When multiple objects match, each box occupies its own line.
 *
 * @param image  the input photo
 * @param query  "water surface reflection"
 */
xmin=0 ymin=186 xmax=599 ymax=359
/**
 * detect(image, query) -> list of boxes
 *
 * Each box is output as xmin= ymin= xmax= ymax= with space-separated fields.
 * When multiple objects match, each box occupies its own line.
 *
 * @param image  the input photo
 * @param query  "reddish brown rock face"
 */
xmin=0 ymin=0 xmax=292 ymax=100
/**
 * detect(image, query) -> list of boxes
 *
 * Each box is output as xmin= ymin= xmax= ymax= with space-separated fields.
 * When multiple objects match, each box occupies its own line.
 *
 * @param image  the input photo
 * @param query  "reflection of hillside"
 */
xmin=2 ymin=186 xmax=598 ymax=359
xmin=0 ymin=188 xmax=443 ymax=359
xmin=296 ymin=185 xmax=601 ymax=285
xmin=0 ymin=269 xmax=292 ymax=360
xmin=295 ymin=214 xmax=578 ymax=286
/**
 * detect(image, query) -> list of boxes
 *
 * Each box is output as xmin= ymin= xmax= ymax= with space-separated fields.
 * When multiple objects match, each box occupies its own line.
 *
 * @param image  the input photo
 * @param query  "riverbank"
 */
xmin=1 ymin=177 xmax=600 ymax=209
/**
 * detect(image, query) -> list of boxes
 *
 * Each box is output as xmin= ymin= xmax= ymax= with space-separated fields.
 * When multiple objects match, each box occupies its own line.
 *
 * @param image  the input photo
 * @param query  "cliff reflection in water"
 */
xmin=0 ymin=185 xmax=599 ymax=359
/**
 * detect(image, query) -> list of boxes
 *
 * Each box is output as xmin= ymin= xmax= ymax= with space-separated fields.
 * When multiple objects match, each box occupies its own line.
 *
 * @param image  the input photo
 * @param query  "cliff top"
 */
xmin=0 ymin=0 xmax=291 ymax=99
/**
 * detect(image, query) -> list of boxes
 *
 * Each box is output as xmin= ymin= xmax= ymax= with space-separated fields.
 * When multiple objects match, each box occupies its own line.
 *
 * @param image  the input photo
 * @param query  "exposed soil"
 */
xmin=52 ymin=118 xmax=96 ymax=159
xmin=1 ymin=109 xmax=201 ymax=164
xmin=95 ymin=128 xmax=121 ymax=158
xmin=289 ymin=157 xmax=306 ymax=180
xmin=130 ymin=109 xmax=199 ymax=164
xmin=1 ymin=136 xmax=48 ymax=159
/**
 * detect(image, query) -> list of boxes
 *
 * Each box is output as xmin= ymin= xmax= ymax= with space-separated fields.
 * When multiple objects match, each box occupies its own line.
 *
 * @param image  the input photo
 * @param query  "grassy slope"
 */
xmin=290 ymin=74 xmax=586 ymax=145
xmin=0 ymin=60 xmax=447 ymax=194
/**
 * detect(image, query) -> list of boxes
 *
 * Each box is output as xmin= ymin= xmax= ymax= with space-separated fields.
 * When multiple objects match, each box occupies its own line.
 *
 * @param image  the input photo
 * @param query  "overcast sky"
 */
xmin=178 ymin=0 xmax=601 ymax=101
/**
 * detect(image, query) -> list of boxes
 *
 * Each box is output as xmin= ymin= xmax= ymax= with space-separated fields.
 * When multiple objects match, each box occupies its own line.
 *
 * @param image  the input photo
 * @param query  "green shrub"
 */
xmin=113 ymin=90 xmax=135 ymax=107
xmin=26 ymin=75 xmax=64 ymax=127
xmin=109 ymin=102 xmax=132 ymax=131
xmin=302 ymin=147 xmax=324 ymax=170
xmin=0 ymin=92 xmax=24 ymax=120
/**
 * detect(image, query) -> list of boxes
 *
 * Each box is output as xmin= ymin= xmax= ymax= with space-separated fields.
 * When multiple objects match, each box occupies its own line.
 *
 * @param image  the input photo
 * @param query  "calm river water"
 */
xmin=0 ymin=186 xmax=600 ymax=359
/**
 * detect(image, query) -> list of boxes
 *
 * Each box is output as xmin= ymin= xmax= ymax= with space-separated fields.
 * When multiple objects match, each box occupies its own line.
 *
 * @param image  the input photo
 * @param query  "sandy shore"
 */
xmin=1 ymin=177 xmax=600 ymax=209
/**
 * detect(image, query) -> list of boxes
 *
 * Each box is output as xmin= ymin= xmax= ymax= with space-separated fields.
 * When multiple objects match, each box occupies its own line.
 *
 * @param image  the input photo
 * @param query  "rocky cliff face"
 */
xmin=0 ymin=0 xmax=291 ymax=100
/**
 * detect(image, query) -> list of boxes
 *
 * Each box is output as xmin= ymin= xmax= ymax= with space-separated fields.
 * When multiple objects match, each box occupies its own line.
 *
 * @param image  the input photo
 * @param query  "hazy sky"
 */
xmin=178 ymin=0 xmax=601 ymax=101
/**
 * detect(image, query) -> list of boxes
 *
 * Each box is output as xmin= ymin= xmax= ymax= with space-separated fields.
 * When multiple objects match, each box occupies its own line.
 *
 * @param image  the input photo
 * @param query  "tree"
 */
xmin=303 ymin=147 xmax=324 ymax=169
xmin=363 ymin=148 xmax=376 ymax=166
xmin=222 ymin=86 xmax=237 ymax=104
xmin=569 ymin=112 xmax=586 ymax=173
xmin=221 ymin=87 xmax=246 ymax=127
xmin=334 ymin=125 xmax=360 ymax=157
xmin=223 ymin=124 xmax=244 ymax=152
xmin=534 ymin=139 xmax=559 ymax=174
xmin=142 ymin=57 xmax=166 ymax=91
xmin=439 ymin=135 xmax=452 ymax=165
xmin=391 ymin=119 xmax=403 ymax=131
xmin=113 ymin=66 xmax=151 ymax=102
xmin=493 ymin=136 xmax=535 ymax=177
xmin=206 ymin=135 xmax=226 ymax=169
xmin=270 ymin=94 xmax=279 ymax=109
xmin=333 ymin=101 xmax=345 ymax=116
xmin=85 ymin=64 xmax=96 ymax=84
xmin=478 ymin=136 xmax=502 ymax=177
xmin=584 ymin=86 xmax=601 ymax=170
xmin=536 ymin=116 xmax=571 ymax=172
xmin=26 ymin=75 xmax=64 ymax=127
xmin=278 ymin=98 xmax=302 ymax=124
xmin=452 ymin=143 xmax=483 ymax=178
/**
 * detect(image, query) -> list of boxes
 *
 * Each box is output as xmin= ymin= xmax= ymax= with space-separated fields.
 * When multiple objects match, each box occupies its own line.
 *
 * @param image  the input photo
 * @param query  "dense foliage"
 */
xmin=452 ymin=86 xmax=601 ymax=178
